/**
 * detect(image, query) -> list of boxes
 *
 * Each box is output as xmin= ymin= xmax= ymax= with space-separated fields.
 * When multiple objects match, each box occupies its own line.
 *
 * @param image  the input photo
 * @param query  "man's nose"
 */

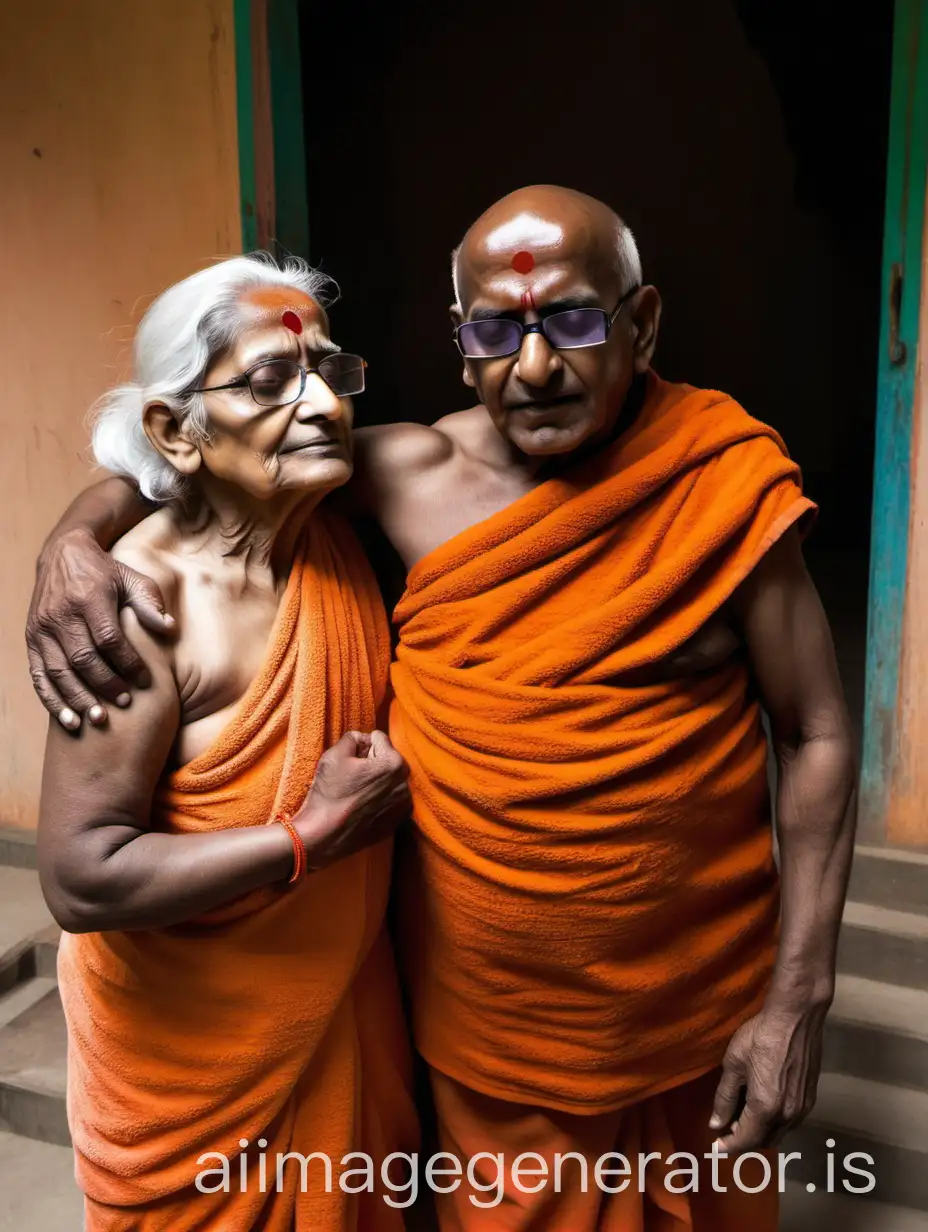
xmin=514 ymin=330 xmax=562 ymax=386
xmin=294 ymin=372 xmax=343 ymax=420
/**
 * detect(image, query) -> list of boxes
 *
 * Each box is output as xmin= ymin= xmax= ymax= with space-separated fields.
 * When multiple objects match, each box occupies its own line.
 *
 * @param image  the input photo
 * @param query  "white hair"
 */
xmin=91 ymin=253 xmax=336 ymax=503
xmin=450 ymin=224 xmax=643 ymax=309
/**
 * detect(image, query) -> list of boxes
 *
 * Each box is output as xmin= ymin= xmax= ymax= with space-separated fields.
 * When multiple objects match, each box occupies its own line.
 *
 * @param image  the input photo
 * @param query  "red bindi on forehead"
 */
xmin=511 ymin=251 xmax=535 ymax=274
xmin=240 ymin=286 xmax=321 ymax=329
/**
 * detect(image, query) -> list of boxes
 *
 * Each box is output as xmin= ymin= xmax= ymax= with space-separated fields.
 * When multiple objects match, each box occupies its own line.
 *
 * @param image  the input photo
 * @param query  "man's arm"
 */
xmin=46 ymin=474 xmax=151 ymax=551
xmin=26 ymin=477 xmax=172 ymax=728
xmin=26 ymin=427 xmax=452 ymax=727
xmin=710 ymin=525 xmax=856 ymax=1151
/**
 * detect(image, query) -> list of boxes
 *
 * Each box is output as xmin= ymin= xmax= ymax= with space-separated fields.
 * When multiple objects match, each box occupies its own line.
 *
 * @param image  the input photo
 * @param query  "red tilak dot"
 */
xmin=281 ymin=310 xmax=303 ymax=334
xmin=511 ymin=251 xmax=535 ymax=274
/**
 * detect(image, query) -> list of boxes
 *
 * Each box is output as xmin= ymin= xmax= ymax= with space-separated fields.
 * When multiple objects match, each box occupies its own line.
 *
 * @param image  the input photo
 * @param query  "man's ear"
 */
xmin=449 ymin=303 xmax=476 ymax=388
xmin=143 ymin=403 xmax=203 ymax=477
xmin=630 ymin=286 xmax=662 ymax=374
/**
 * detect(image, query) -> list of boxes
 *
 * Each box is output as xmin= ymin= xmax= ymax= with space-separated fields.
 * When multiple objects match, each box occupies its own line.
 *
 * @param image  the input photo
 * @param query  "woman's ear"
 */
xmin=143 ymin=403 xmax=202 ymax=476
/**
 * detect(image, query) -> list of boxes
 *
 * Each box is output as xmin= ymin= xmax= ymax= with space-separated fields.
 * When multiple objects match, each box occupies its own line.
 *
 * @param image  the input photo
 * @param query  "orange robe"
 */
xmin=58 ymin=512 xmax=418 ymax=1231
xmin=390 ymin=374 xmax=815 ymax=1228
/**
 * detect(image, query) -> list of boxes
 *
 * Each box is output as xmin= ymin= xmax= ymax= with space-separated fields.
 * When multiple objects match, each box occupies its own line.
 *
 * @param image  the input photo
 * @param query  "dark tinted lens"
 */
xmin=248 ymin=359 xmax=303 ymax=405
xmin=318 ymin=353 xmax=365 ymax=396
xmin=457 ymin=318 xmax=522 ymax=358
xmin=543 ymin=308 xmax=609 ymax=349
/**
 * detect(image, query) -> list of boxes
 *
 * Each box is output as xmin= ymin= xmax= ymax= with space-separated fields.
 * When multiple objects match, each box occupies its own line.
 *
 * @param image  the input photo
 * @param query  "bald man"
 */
xmin=28 ymin=187 xmax=855 ymax=1230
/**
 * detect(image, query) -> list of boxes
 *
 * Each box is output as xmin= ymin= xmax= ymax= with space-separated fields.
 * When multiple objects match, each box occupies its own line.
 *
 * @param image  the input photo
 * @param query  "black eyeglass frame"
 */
xmin=453 ymin=284 xmax=642 ymax=360
xmin=189 ymin=354 xmax=367 ymax=405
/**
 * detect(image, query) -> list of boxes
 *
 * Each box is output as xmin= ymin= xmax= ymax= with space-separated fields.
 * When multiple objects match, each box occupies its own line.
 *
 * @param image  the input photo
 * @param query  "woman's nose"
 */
xmin=294 ymin=372 xmax=343 ymax=420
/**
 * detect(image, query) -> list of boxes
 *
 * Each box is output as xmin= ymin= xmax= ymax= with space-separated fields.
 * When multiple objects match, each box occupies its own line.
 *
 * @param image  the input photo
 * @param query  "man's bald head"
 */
xmin=451 ymin=185 xmax=641 ymax=310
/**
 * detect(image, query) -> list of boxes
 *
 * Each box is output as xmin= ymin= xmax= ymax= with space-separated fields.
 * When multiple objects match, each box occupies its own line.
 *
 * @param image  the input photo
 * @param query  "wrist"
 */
xmin=292 ymin=797 xmax=338 ymax=870
xmin=40 ymin=524 xmax=97 ymax=563
xmin=767 ymin=970 xmax=835 ymax=1013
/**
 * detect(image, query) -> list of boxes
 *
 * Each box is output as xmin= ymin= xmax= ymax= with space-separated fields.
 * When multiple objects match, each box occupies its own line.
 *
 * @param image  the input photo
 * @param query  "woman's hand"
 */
xmin=294 ymin=730 xmax=411 ymax=867
xmin=27 ymin=528 xmax=173 ymax=728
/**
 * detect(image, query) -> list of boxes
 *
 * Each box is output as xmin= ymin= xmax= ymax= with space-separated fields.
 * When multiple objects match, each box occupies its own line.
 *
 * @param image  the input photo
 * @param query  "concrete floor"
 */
xmin=0 ymin=1132 xmax=82 ymax=1231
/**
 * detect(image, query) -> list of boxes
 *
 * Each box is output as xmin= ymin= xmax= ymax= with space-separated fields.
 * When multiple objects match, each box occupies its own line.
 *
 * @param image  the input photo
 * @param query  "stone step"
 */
xmin=0 ymin=867 xmax=57 ymax=996
xmin=837 ymin=901 xmax=928 ymax=991
xmin=785 ymin=1072 xmax=928 ymax=1211
xmin=849 ymin=845 xmax=928 ymax=917
xmin=0 ymin=981 xmax=69 ymax=1147
xmin=0 ymin=975 xmax=57 ymax=1032
xmin=0 ymin=1129 xmax=81 ymax=1230
xmin=782 ymin=1179 xmax=928 ymax=1230
xmin=825 ymin=975 xmax=928 ymax=1092
xmin=0 ymin=826 xmax=37 ymax=871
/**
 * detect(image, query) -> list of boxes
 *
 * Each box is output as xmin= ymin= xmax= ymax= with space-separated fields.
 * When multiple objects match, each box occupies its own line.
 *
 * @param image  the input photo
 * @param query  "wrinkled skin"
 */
xmin=28 ymin=186 xmax=855 ymax=1149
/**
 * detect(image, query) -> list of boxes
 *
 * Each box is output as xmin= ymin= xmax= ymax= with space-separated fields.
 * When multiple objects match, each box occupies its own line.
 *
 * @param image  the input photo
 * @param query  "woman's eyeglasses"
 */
xmin=191 ymin=354 xmax=366 ymax=407
xmin=454 ymin=286 xmax=640 ymax=360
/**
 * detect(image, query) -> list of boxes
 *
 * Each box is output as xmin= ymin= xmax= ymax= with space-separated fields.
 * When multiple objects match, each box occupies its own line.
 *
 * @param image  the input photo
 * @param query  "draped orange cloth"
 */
xmin=58 ymin=512 xmax=418 ymax=1231
xmin=390 ymin=374 xmax=816 ymax=1117
xmin=428 ymin=1067 xmax=779 ymax=1231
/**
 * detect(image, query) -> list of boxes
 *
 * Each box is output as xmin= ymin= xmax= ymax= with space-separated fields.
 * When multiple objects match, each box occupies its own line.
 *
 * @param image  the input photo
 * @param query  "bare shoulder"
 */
xmin=430 ymin=404 xmax=491 ymax=440
xmin=350 ymin=422 xmax=457 ymax=514
xmin=111 ymin=509 xmax=181 ymax=632
xmin=354 ymin=421 xmax=455 ymax=475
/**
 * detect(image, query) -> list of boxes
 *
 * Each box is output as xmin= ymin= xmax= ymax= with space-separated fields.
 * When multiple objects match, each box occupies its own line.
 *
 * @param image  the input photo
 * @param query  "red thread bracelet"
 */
xmin=275 ymin=814 xmax=306 ymax=884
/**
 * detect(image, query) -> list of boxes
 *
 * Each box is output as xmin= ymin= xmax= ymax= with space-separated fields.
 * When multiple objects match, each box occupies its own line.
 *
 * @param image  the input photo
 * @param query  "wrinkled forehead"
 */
xmin=227 ymin=286 xmax=334 ymax=360
xmin=458 ymin=210 xmax=620 ymax=310
xmin=237 ymin=286 xmax=327 ymax=334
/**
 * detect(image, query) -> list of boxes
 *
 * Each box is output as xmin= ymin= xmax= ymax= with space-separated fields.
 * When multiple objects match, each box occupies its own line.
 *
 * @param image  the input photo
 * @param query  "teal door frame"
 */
xmin=860 ymin=0 xmax=928 ymax=838
xmin=234 ymin=0 xmax=309 ymax=259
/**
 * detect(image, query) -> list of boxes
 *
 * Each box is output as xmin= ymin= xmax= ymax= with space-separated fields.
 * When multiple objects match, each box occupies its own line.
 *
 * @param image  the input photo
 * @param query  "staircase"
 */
xmin=0 ymin=831 xmax=79 ymax=1229
xmin=1 ymin=831 xmax=927 ymax=1229
xmin=782 ymin=844 xmax=928 ymax=1229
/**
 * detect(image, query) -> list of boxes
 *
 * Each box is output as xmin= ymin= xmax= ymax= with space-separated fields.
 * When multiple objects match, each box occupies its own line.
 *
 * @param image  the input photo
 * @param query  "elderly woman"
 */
xmin=38 ymin=254 xmax=417 ymax=1230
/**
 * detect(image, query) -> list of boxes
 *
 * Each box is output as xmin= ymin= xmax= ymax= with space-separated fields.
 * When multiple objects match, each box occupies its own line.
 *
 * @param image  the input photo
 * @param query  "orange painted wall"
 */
xmin=890 ymin=172 xmax=928 ymax=847
xmin=0 ymin=1 xmax=242 ymax=829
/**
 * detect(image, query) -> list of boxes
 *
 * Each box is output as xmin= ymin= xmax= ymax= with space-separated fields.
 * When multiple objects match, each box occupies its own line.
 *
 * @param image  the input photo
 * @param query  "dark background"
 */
xmin=299 ymin=0 xmax=895 ymax=724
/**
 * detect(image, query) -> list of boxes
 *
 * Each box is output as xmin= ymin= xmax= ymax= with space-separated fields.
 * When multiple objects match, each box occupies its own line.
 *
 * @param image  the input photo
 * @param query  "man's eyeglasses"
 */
xmin=454 ymin=286 xmax=641 ymax=360
xmin=190 ymin=354 xmax=366 ymax=407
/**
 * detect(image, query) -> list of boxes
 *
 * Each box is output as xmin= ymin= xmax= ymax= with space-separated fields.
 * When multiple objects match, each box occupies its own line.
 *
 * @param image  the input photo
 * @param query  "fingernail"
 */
xmin=709 ymin=1115 xmax=721 ymax=1128
xmin=115 ymin=692 xmax=131 ymax=708
xmin=58 ymin=709 xmax=80 ymax=730
xmin=162 ymin=614 xmax=176 ymax=628
xmin=88 ymin=705 xmax=106 ymax=725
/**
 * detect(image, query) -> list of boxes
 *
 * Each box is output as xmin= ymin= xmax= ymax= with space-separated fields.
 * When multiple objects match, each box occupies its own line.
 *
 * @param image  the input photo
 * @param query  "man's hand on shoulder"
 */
xmin=27 ymin=527 xmax=174 ymax=730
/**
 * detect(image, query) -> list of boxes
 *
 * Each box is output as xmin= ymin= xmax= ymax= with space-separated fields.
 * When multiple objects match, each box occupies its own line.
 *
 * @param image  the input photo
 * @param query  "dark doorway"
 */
xmin=300 ymin=0 xmax=894 ymax=730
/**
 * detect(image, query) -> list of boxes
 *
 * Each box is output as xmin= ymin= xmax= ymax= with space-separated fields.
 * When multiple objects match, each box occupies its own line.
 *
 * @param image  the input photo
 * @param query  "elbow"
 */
xmin=47 ymin=901 xmax=102 ymax=936
xmin=39 ymin=863 xmax=125 ymax=935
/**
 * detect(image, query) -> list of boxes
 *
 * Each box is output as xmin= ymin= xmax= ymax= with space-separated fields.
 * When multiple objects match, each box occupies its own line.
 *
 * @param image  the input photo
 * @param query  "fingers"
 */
xmin=116 ymin=563 xmax=176 ymax=636
xmin=81 ymin=605 xmax=151 ymax=697
xmin=36 ymin=636 xmax=106 ymax=729
xmin=368 ymin=729 xmax=395 ymax=759
xmin=709 ymin=1063 xmax=744 ymax=1132
xmin=713 ymin=1102 xmax=775 ymax=1153
xmin=337 ymin=730 xmax=370 ymax=758
xmin=27 ymin=646 xmax=79 ymax=730
xmin=54 ymin=618 xmax=133 ymax=716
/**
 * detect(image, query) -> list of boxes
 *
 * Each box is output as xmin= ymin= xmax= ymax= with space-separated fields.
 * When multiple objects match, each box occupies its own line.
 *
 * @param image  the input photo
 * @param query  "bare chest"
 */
xmin=379 ymin=458 xmax=540 ymax=570
xmin=170 ymin=573 xmax=282 ymax=766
